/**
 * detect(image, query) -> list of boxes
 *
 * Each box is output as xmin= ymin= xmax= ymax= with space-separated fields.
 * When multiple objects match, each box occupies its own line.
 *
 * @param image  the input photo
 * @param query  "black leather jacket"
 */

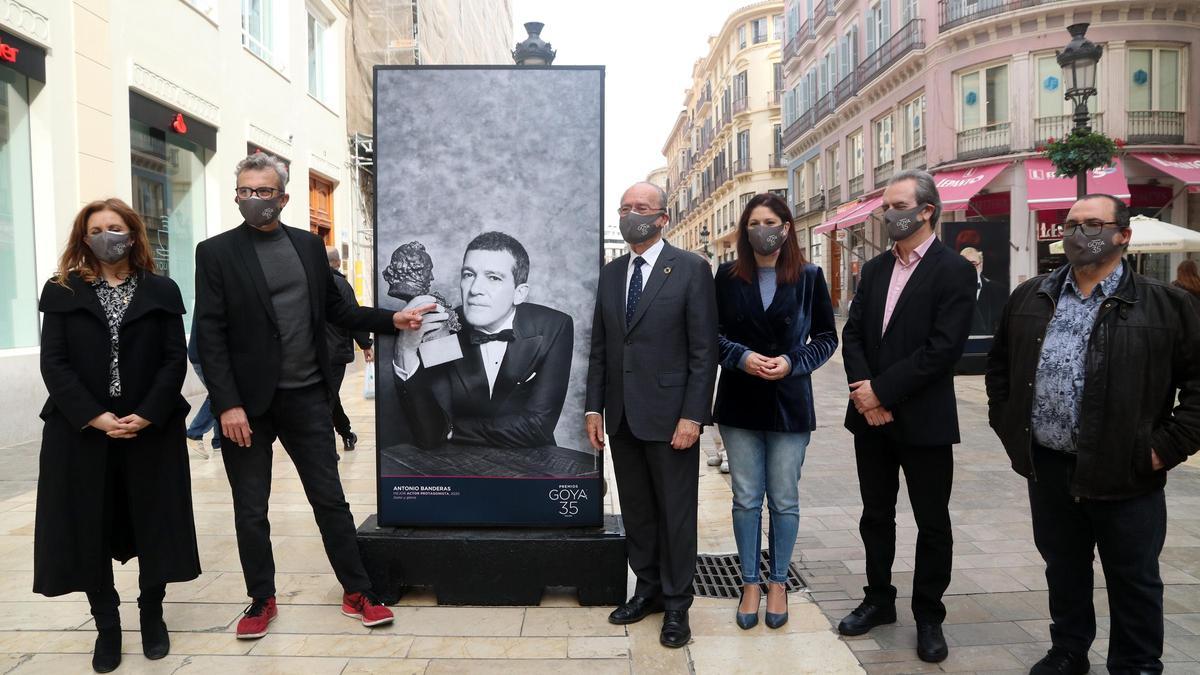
xmin=986 ymin=262 xmax=1200 ymax=500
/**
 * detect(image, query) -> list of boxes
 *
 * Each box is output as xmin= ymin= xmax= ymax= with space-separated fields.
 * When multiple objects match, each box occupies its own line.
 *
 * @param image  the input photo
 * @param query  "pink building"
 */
xmin=780 ymin=0 xmax=1200 ymax=313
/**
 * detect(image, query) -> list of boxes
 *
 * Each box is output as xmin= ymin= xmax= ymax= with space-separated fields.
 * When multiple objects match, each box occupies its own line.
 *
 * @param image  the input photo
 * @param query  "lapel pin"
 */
xmin=663 ymin=267 xmax=672 ymax=275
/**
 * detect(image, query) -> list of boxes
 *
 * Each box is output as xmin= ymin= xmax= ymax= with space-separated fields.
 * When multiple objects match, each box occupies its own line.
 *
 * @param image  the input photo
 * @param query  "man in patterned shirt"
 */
xmin=986 ymin=194 xmax=1200 ymax=675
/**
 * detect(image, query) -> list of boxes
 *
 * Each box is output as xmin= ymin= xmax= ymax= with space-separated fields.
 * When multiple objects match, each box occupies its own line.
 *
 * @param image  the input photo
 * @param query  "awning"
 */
xmin=1129 ymin=153 xmax=1200 ymax=193
xmin=813 ymin=195 xmax=884 ymax=235
xmin=932 ymin=162 xmax=1010 ymax=209
xmin=1025 ymin=158 xmax=1131 ymax=211
xmin=1048 ymin=214 xmax=1200 ymax=254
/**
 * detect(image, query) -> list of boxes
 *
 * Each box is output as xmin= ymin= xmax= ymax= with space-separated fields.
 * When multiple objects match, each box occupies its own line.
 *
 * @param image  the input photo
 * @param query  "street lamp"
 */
xmin=1056 ymin=22 xmax=1103 ymax=197
xmin=512 ymin=22 xmax=556 ymax=66
xmin=699 ymin=224 xmax=711 ymax=260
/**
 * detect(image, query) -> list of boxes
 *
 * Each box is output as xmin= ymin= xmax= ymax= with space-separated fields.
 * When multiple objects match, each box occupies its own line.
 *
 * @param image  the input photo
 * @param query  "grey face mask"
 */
xmin=1063 ymin=227 xmax=1125 ymax=268
xmin=86 ymin=231 xmax=132 ymax=264
xmin=619 ymin=211 xmax=663 ymax=245
xmin=239 ymin=197 xmax=283 ymax=229
xmin=748 ymin=225 xmax=788 ymax=256
xmin=884 ymin=205 xmax=926 ymax=242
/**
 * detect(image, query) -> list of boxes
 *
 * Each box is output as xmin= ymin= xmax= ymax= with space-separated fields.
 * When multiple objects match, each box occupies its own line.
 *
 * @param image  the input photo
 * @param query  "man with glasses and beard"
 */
xmin=986 ymin=194 xmax=1200 ymax=675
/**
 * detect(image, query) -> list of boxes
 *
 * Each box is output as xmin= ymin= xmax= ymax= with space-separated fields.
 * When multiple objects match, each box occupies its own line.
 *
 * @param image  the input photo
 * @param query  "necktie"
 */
xmin=626 ymin=256 xmax=646 ymax=327
xmin=469 ymin=329 xmax=515 ymax=345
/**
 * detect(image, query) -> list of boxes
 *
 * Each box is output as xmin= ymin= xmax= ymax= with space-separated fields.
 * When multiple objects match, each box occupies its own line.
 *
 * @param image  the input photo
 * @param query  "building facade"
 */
xmin=781 ymin=0 xmax=1200 ymax=313
xmin=663 ymin=1 xmax=789 ymax=266
xmin=0 ymin=0 xmax=366 ymax=446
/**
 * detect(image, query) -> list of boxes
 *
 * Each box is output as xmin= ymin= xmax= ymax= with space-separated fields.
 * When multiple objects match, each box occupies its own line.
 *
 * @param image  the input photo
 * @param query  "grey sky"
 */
xmin=511 ymin=0 xmax=753 ymax=234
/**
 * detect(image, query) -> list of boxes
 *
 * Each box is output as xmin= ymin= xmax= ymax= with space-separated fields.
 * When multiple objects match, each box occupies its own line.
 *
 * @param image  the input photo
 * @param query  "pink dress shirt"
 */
xmin=881 ymin=233 xmax=937 ymax=333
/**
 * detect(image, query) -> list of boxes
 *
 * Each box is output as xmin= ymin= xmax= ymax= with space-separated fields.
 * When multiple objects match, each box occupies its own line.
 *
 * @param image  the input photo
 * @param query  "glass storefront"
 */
xmin=130 ymin=120 xmax=207 ymax=317
xmin=0 ymin=67 xmax=37 ymax=349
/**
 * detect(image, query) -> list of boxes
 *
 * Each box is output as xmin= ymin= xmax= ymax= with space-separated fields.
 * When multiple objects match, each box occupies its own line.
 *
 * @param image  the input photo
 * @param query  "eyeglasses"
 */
xmin=617 ymin=206 xmax=665 ymax=216
xmin=1058 ymin=220 xmax=1120 ymax=237
xmin=235 ymin=186 xmax=281 ymax=199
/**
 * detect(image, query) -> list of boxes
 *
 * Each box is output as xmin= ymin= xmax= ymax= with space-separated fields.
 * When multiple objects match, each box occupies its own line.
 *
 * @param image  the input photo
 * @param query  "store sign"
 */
xmin=0 ymin=39 xmax=18 ymax=63
xmin=0 ymin=28 xmax=46 ymax=82
xmin=1036 ymin=220 xmax=1062 ymax=241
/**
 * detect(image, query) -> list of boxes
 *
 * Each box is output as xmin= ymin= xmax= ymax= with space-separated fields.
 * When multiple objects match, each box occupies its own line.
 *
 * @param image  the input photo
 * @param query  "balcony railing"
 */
xmin=827 ymin=184 xmax=842 ymax=207
xmin=938 ymin=0 xmax=1071 ymax=33
xmin=901 ymin=145 xmax=927 ymax=170
xmin=874 ymin=159 xmax=895 ymax=188
xmin=848 ymin=174 xmax=864 ymax=199
xmin=814 ymin=91 xmax=834 ymax=121
xmin=769 ymin=154 xmax=786 ymax=169
xmin=795 ymin=19 xmax=816 ymax=47
xmin=732 ymin=97 xmax=749 ymax=115
xmin=957 ymin=121 xmax=1012 ymax=160
xmin=813 ymin=0 xmax=836 ymax=28
xmin=768 ymin=90 xmax=782 ymax=107
xmin=783 ymin=37 xmax=799 ymax=63
xmin=1127 ymin=111 xmax=1186 ymax=145
xmin=834 ymin=70 xmax=859 ymax=108
xmin=782 ymin=112 xmax=809 ymax=148
xmin=793 ymin=201 xmax=807 ymax=217
xmin=734 ymin=157 xmax=753 ymax=175
xmin=809 ymin=193 xmax=826 ymax=213
xmin=856 ymin=19 xmax=925 ymax=92
xmin=1033 ymin=112 xmax=1104 ymax=146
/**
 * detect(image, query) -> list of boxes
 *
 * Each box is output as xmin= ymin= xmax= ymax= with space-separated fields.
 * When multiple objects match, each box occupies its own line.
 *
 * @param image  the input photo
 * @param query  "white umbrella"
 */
xmin=1049 ymin=215 xmax=1200 ymax=254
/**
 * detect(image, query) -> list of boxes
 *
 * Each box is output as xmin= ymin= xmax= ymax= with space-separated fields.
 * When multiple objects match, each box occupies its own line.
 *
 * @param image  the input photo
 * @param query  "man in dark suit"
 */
xmin=836 ymin=170 xmax=977 ymax=663
xmin=585 ymin=181 xmax=719 ymax=648
xmin=194 ymin=153 xmax=431 ymax=639
xmin=960 ymin=246 xmax=1008 ymax=335
xmin=391 ymin=232 xmax=574 ymax=453
xmin=325 ymin=246 xmax=373 ymax=451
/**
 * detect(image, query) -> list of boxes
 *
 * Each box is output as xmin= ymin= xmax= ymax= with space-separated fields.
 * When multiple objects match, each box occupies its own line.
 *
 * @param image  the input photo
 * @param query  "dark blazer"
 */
xmin=586 ymin=241 xmax=719 ymax=442
xmin=713 ymin=262 xmax=839 ymax=433
xmin=194 ymin=223 xmax=397 ymax=417
xmin=34 ymin=272 xmax=200 ymax=596
xmin=394 ymin=302 xmax=573 ymax=449
xmin=326 ymin=269 xmax=373 ymax=365
xmin=842 ymin=236 xmax=977 ymax=446
xmin=971 ymin=275 xmax=1008 ymax=335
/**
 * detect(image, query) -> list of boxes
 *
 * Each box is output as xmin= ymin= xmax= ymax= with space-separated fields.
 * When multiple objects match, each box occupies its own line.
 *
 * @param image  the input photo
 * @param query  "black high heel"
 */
xmin=765 ymin=582 xmax=789 ymax=629
xmin=735 ymin=584 xmax=760 ymax=630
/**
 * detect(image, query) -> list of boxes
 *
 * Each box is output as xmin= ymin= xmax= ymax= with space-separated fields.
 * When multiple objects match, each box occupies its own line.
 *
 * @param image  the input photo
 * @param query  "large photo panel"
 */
xmin=373 ymin=66 xmax=604 ymax=527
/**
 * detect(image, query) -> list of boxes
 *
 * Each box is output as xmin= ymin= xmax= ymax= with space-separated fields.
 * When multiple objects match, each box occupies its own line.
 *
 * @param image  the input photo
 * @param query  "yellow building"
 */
xmin=663 ymin=1 xmax=788 ymax=265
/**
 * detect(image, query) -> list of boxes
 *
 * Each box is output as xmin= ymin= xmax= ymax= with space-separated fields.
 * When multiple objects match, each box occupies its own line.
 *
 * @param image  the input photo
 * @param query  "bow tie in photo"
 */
xmin=469 ymin=329 xmax=515 ymax=345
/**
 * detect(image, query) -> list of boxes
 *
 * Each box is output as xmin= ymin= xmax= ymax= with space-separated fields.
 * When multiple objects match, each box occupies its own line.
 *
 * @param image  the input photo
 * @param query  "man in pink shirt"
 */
xmin=836 ymin=170 xmax=977 ymax=664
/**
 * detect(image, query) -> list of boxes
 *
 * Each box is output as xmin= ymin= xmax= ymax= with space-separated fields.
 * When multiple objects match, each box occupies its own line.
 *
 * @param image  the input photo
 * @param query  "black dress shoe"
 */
xmin=92 ymin=628 xmax=122 ymax=673
xmin=837 ymin=601 xmax=897 ymax=636
xmin=1030 ymin=646 xmax=1090 ymax=675
xmin=916 ymin=623 xmax=948 ymax=663
xmin=608 ymin=596 xmax=664 ymax=625
xmin=660 ymin=609 xmax=691 ymax=648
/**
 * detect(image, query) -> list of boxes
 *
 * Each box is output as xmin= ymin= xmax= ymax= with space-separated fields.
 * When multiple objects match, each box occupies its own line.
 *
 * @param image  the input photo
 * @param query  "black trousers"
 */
xmin=220 ymin=383 xmax=371 ymax=599
xmin=609 ymin=417 xmax=699 ymax=611
xmin=1029 ymin=444 xmax=1166 ymax=673
xmin=329 ymin=363 xmax=352 ymax=438
xmin=854 ymin=431 xmax=954 ymax=624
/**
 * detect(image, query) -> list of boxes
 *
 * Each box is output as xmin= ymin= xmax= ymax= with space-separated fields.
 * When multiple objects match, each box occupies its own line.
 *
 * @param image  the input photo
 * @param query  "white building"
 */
xmin=0 ymin=0 xmax=357 ymax=447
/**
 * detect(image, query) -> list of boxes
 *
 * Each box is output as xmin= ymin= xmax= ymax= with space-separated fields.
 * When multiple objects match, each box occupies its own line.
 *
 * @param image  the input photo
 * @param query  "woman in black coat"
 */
xmin=34 ymin=198 xmax=200 ymax=673
xmin=713 ymin=193 xmax=838 ymax=630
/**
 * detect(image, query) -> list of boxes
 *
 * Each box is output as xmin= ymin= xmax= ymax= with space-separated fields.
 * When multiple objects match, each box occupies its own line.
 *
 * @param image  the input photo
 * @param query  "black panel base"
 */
xmin=356 ymin=514 xmax=628 ymax=606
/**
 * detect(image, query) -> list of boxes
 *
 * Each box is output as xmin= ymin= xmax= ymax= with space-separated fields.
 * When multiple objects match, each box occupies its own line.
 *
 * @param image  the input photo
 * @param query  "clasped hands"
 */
xmin=743 ymin=352 xmax=788 ymax=381
xmin=89 ymin=412 xmax=150 ymax=439
xmin=850 ymin=380 xmax=893 ymax=427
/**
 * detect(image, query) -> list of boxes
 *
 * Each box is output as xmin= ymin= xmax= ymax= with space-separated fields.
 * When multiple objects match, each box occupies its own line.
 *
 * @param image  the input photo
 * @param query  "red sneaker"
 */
xmin=236 ymin=597 xmax=277 ymax=639
xmin=342 ymin=592 xmax=394 ymax=627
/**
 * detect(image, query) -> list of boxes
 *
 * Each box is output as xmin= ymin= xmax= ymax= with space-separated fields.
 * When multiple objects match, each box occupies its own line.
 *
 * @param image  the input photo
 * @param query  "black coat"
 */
xmin=986 ymin=262 xmax=1200 ymax=499
xmin=842 ymin=237 xmax=977 ymax=446
xmin=194 ymin=223 xmax=397 ymax=417
xmin=326 ymin=269 xmax=373 ymax=366
xmin=713 ymin=262 xmax=838 ymax=432
xmin=34 ymin=272 xmax=200 ymax=596
xmin=395 ymin=303 xmax=573 ymax=449
xmin=585 ymin=241 xmax=719 ymax=442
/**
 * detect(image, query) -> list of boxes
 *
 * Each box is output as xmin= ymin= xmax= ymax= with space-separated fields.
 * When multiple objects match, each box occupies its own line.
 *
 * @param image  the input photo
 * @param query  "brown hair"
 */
xmin=1176 ymin=259 xmax=1200 ymax=296
xmin=730 ymin=192 xmax=806 ymax=285
xmin=54 ymin=198 xmax=156 ymax=287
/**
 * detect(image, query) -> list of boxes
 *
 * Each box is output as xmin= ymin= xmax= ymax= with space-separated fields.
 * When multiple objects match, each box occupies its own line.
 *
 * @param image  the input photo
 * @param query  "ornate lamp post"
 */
xmin=513 ymin=22 xmax=556 ymax=66
xmin=699 ymin=224 xmax=712 ymax=260
xmin=1056 ymin=23 xmax=1103 ymax=198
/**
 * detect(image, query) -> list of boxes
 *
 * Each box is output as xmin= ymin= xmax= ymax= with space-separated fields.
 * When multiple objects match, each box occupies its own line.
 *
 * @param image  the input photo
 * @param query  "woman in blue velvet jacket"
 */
xmin=714 ymin=192 xmax=838 ymax=630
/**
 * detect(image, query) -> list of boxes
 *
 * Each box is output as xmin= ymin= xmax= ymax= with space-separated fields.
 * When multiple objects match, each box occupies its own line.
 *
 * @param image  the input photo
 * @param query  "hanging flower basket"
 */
xmin=1038 ymin=130 xmax=1121 ymax=179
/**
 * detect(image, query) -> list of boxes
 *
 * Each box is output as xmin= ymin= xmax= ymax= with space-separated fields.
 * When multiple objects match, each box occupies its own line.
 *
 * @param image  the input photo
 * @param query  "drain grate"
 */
xmin=693 ymin=552 xmax=806 ymax=599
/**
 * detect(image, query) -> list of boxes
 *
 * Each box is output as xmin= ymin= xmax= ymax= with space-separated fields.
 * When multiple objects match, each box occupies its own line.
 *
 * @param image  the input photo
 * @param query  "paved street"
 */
xmin=1 ymin=347 xmax=1199 ymax=673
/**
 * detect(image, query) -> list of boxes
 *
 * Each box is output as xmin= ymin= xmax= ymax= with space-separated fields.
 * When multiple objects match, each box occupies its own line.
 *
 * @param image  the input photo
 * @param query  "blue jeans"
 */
xmin=186 ymin=364 xmax=219 ymax=448
xmin=719 ymin=425 xmax=810 ymax=584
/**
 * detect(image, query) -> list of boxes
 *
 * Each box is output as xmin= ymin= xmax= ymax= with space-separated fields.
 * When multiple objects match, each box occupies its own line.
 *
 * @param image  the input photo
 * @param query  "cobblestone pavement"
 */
xmin=2 ymin=346 xmax=1199 ymax=673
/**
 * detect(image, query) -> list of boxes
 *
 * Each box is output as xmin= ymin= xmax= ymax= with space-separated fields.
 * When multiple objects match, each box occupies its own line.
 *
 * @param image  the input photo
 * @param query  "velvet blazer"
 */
xmin=713 ymin=261 xmax=838 ymax=433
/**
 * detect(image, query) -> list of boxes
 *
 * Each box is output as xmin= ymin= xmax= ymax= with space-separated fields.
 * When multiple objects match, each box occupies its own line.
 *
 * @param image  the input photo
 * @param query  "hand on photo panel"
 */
xmin=395 ymin=295 xmax=449 ymax=359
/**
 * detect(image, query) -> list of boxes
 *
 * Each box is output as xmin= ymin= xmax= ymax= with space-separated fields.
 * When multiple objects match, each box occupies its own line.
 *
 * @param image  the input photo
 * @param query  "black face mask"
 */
xmin=884 ymin=204 xmax=926 ymax=242
xmin=748 ymin=225 xmax=788 ymax=256
xmin=619 ymin=211 xmax=663 ymax=244
xmin=1063 ymin=227 xmax=1126 ymax=268
xmin=86 ymin=230 xmax=132 ymax=264
xmin=239 ymin=196 xmax=283 ymax=228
